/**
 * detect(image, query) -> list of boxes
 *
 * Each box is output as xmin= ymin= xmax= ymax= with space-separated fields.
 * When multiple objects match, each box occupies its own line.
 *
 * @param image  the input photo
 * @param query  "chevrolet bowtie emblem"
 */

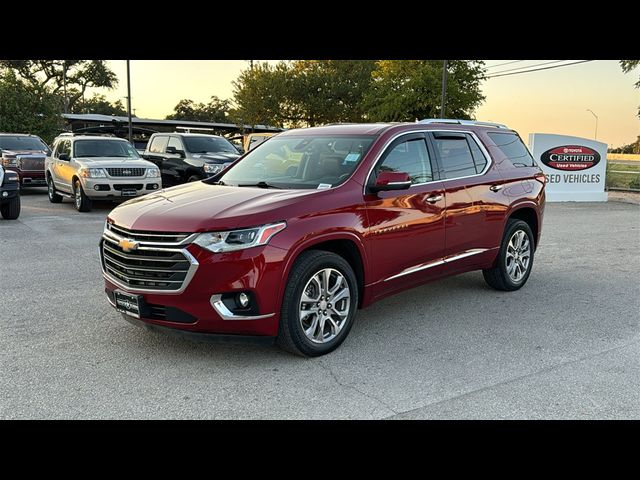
xmin=119 ymin=238 xmax=139 ymax=252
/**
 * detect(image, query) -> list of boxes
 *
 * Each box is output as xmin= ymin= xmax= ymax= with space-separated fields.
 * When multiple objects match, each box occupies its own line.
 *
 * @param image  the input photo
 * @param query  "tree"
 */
xmin=166 ymin=96 xmax=231 ymax=123
xmin=364 ymin=60 xmax=486 ymax=122
xmin=232 ymin=60 xmax=485 ymax=128
xmin=0 ymin=60 xmax=117 ymax=112
xmin=0 ymin=70 xmax=61 ymax=144
xmin=620 ymin=60 xmax=639 ymax=117
xmin=74 ymin=94 xmax=128 ymax=116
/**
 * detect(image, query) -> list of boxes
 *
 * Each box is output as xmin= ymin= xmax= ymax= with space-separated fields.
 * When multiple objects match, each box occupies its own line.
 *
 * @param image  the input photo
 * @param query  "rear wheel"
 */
xmin=483 ymin=219 xmax=534 ymax=291
xmin=73 ymin=179 xmax=92 ymax=212
xmin=47 ymin=176 xmax=63 ymax=203
xmin=0 ymin=195 xmax=21 ymax=219
xmin=277 ymin=250 xmax=358 ymax=357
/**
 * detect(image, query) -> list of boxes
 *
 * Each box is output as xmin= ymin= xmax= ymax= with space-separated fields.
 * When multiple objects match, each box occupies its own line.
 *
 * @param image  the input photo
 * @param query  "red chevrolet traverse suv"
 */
xmin=101 ymin=120 xmax=545 ymax=356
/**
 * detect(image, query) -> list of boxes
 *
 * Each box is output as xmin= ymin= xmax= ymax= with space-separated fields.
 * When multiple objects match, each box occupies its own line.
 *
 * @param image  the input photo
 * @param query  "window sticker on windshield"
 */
xmin=317 ymin=183 xmax=332 ymax=190
xmin=343 ymin=153 xmax=360 ymax=164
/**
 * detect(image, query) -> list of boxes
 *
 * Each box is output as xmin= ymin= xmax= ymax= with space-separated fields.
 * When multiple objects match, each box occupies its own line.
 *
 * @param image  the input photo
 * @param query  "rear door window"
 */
xmin=431 ymin=133 xmax=487 ymax=179
xmin=488 ymin=132 xmax=535 ymax=167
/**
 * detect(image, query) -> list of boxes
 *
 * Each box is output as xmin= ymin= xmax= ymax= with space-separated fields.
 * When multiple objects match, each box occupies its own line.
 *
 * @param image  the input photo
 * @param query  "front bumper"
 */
xmin=0 ymin=182 xmax=19 ymax=202
xmin=102 ymin=241 xmax=288 ymax=337
xmin=5 ymin=167 xmax=46 ymax=186
xmin=83 ymin=177 xmax=161 ymax=199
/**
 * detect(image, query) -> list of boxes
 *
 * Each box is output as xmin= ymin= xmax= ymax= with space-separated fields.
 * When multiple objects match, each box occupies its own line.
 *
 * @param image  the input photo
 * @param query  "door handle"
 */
xmin=426 ymin=194 xmax=443 ymax=204
xmin=490 ymin=184 xmax=503 ymax=192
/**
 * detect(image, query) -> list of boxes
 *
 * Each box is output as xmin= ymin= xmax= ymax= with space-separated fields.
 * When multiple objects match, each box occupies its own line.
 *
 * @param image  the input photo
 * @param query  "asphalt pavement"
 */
xmin=1 ymin=188 xmax=638 ymax=419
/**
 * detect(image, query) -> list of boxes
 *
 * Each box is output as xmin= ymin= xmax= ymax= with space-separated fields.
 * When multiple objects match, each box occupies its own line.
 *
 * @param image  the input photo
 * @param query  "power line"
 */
xmin=486 ymin=60 xmax=594 ymax=79
xmin=489 ymin=60 xmax=568 ymax=76
xmin=485 ymin=60 xmax=525 ymax=70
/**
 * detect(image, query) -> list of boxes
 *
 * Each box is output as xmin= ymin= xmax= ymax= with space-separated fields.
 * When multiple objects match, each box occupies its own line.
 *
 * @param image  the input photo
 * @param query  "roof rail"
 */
xmin=418 ymin=118 xmax=509 ymax=129
xmin=57 ymin=132 xmax=117 ymax=137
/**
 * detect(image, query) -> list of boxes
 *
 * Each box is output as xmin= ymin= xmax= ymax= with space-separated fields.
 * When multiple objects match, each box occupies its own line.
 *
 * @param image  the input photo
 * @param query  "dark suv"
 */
xmin=142 ymin=133 xmax=241 ymax=187
xmin=102 ymin=119 xmax=545 ymax=357
xmin=0 ymin=133 xmax=50 ymax=188
xmin=0 ymin=165 xmax=21 ymax=219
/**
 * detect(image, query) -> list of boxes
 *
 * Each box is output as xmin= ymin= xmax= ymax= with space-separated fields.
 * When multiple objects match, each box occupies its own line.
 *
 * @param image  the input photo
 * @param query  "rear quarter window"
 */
xmin=488 ymin=132 xmax=536 ymax=167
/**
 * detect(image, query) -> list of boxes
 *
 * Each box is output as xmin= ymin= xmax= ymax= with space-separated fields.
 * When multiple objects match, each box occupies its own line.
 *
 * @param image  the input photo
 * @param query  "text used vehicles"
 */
xmin=0 ymin=133 xmax=50 ymax=188
xmin=101 ymin=120 xmax=546 ymax=357
xmin=142 ymin=133 xmax=241 ymax=187
xmin=0 ymin=165 xmax=21 ymax=219
xmin=46 ymin=134 xmax=161 ymax=212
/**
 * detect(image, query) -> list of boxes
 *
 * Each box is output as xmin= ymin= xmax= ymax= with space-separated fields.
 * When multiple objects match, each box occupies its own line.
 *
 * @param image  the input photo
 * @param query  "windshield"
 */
xmin=74 ymin=140 xmax=140 ymax=158
xmin=0 ymin=136 xmax=48 ymax=151
xmin=184 ymin=136 xmax=238 ymax=154
xmin=218 ymin=135 xmax=375 ymax=189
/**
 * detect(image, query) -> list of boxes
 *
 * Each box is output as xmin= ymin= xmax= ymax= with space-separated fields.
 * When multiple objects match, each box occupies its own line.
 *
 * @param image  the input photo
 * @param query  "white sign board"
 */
xmin=529 ymin=133 xmax=607 ymax=202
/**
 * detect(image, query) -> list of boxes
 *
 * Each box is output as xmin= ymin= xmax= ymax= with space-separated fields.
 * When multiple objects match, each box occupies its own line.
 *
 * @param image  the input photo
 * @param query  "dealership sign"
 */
xmin=529 ymin=134 xmax=607 ymax=202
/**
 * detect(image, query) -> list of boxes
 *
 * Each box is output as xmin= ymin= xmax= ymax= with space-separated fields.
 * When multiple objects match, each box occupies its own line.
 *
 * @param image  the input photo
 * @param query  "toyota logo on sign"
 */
xmin=540 ymin=145 xmax=601 ymax=171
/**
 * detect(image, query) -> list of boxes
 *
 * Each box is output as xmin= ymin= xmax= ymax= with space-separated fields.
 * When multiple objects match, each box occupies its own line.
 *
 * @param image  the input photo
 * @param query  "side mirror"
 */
xmin=58 ymin=153 xmax=70 ymax=161
xmin=370 ymin=171 xmax=412 ymax=192
xmin=166 ymin=146 xmax=185 ymax=157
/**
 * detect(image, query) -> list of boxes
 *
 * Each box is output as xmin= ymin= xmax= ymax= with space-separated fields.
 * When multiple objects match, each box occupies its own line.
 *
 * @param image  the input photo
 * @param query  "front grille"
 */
xmin=17 ymin=155 xmax=45 ymax=171
xmin=101 ymin=238 xmax=193 ymax=291
xmin=113 ymin=184 xmax=143 ymax=191
xmin=106 ymin=223 xmax=191 ymax=244
xmin=106 ymin=167 xmax=146 ymax=177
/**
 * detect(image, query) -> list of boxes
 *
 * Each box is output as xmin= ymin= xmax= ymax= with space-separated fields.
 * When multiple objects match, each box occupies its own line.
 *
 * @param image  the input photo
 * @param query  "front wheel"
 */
xmin=73 ymin=179 xmax=92 ymax=212
xmin=47 ymin=176 xmax=63 ymax=203
xmin=277 ymin=250 xmax=358 ymax=357
xmin=0 ymin=195 xmax=20 ymax=219
xmin=483 ymin=219 xmax=534 ymax=291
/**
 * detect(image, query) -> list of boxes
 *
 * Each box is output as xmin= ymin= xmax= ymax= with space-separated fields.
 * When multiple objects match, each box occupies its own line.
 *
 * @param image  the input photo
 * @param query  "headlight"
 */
xmin=203 ymin=163 xmax=225 ymax=174
xmin=79 ymin=168 xmax=107 ymax=178
xmin=146 ymin=168 xmax=160 ymax=178
xmin=194 ymin=222 xmax=286 ymax=253
xmin=2 ymin=158 xmax=18 ymax=167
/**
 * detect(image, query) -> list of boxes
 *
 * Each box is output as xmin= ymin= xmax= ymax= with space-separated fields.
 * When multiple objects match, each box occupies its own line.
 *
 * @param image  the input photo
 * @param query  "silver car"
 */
xmin=45 ymin=134 xmax=161 ymax=212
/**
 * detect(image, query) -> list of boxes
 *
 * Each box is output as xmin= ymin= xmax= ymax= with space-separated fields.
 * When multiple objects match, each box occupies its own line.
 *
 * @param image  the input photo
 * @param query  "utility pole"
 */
xmin=126 ymin=60 xmax=133 ymax=143
xmin=62 ymin=60 xmax=68 ymax=114
xmin=440 ymin=60 xmax=448 ymax=118
xmin=586 ymin=109 xmax=598 ymax=140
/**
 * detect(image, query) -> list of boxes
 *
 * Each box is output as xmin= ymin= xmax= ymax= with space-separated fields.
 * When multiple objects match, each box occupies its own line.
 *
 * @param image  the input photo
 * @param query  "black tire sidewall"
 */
xmin=282 ymin=252 xmax=358 ymax=356
xmin=499 ymin=220 xmax=535 ymax=289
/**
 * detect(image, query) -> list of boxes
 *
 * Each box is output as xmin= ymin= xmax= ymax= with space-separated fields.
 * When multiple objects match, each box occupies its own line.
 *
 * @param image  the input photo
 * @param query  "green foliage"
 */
xmin=74 ymin=94 xmax=128 ymax=116
xmin=232 ymin=60 xmax=486 ymax=128
xmin=0 ymin=70 xmax=61 ymax=144
xmin=620 ymin=60 xmax=640 ymax=117
xmin=166 ymin=96 xmax=231 ymax=123
xmin=0 ymin=60 xmax=117 ymax=112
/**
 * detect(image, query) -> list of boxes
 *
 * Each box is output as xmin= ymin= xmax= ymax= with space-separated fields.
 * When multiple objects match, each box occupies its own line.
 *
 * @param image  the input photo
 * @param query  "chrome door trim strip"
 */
xmin=384 ymin=248 xmax=488 ymax=282
xmin=209 ymin=295 xmax=275 ymax=321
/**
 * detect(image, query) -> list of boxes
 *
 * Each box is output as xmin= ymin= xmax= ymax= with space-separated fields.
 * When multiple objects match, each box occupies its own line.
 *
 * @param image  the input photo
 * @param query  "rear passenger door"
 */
xmin=428 ymin=131 xmax=505 ymax=265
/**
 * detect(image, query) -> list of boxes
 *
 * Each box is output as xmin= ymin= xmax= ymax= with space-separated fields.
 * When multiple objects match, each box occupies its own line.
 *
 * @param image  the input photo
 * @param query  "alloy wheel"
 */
xmin=505 ymin=229 xmax=531 ymax=283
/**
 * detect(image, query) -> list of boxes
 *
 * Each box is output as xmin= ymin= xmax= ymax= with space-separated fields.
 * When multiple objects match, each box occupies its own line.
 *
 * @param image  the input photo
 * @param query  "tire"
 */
xmin=483 ymin=219 xmax=534 ymax=291
xmin=0 ymin=195 xmax=20 ymax=219
xmin=187 ymin=175 xmax=202 ymax=183
xmin=47 ymin=176 xmax=63 ymax=203
xmin=73 ymin=179 xmax=92 ymax=212
xmin=277 ymin=250 xmax=359 ymax=357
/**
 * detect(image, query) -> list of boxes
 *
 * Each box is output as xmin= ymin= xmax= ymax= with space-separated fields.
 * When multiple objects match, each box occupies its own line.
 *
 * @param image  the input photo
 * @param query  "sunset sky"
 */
xmin=94 ymin=60 xmax=639 ymax=149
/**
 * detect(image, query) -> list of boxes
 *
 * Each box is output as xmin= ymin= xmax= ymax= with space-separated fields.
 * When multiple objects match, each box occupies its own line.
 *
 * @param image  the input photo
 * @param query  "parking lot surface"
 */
xmin=1 ymin=189 xmax=639 ymax=419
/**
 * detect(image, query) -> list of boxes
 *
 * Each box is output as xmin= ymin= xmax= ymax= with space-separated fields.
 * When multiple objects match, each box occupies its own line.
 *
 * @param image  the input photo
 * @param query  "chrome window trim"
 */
xmin=209 ymin=294 xmax=275 ymax=321
xmin=103 ymin=224 xmax=198 ymax=248
xmin=384 ymin=248 xmax=488 ymax=282
xmin=362 ymin=129 xmax=493 ymax=194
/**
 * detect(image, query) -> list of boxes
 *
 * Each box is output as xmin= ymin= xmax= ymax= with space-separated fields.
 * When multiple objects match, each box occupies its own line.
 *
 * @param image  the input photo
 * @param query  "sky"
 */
xmin=94 ymin=60 xmax=640 ymax=149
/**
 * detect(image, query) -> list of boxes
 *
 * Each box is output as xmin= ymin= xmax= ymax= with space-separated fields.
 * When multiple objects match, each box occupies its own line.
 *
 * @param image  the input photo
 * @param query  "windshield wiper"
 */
xmin=236 ymin=181 xmax=282 ymax=189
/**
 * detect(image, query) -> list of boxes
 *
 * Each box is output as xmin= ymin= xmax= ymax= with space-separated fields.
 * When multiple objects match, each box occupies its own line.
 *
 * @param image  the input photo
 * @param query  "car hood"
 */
xmin=75 ymin=157 xmax=156 ymax=168
xmin=108 ymin=181 xmax=324 ymax=232
xmin=2 ymin=149 xmax=47 ymax=158
xmin=197 ymin=152 xmax=240 ymax=163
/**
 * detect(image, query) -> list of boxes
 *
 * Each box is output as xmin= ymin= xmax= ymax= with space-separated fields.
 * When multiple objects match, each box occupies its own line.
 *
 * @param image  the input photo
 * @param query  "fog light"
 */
xmin=237 ymin=292 xmax=250 ymax=308
xmin=94 ymin=185 xmax=100 ymax=190
xmin=2 ymin=192 xmax=7 ymax=197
